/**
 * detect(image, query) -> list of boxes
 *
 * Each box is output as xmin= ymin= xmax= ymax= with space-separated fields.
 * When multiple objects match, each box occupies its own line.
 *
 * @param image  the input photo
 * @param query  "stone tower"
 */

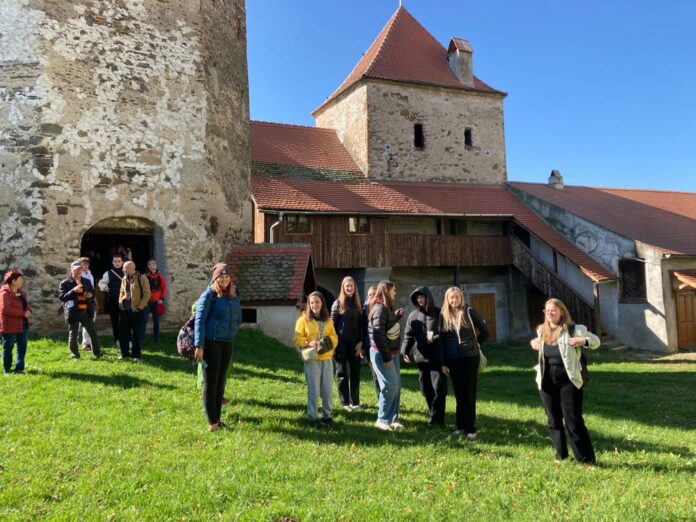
xmin=0 ymin=0 xmax=250 ymax=331
xmin=313 ymin=7 xmax=507 ymax=184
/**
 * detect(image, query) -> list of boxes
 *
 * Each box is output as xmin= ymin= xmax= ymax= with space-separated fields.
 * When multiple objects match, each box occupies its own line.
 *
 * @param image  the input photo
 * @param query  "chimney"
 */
xmin=548 ymin=169 xmax=564 ymax=190
xmin=447 ymin=37 xmax=474 ymax=87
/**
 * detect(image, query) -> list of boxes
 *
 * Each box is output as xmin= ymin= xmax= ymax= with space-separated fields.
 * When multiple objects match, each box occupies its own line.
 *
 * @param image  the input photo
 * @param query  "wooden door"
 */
xmin=470 ymin=293 xmax=497 ymax=342
xmin=676 ymin=290 xmax=696 ymax=349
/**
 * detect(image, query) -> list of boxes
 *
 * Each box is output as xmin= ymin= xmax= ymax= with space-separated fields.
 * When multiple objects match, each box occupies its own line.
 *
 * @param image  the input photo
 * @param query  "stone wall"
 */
xmin=0 ymin=0 xmax=250 ymax=332
xmin=365 ymin=80 xmax=506 ymax=183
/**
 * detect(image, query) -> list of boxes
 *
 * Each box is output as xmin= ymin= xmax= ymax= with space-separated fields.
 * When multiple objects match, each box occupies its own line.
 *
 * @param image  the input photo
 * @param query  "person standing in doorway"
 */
xmin=193 ymin=264 xmax=242 ymax=431
xmin=118 ymin=261 xmax=150 ymax=361
xmin=401 ymin=287 xmax=447 ymax=427
xmin=331 ymin=276 xmax=364 ymax=412
xmin=1 ymin=270 xmax=31 ymax=375
xmin=78 ymin=257 xmax=96 ymax=352
xmin=368 ymin=280 xmax=404 ymax=431
xmin=141 ymin=258 xmax=166 ymax=344
xmin=58 ymin=261 xmax=102 ymax=359
xmin=438 ymin=287 xmax=489 ymax=440
xmin=530 ymin=298 xmax=600 ymax=464
xmin=98 ymin=254 xmax=124 ymax=344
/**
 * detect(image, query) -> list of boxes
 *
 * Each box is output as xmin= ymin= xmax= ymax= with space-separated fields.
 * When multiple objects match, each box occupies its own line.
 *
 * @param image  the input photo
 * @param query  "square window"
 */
xmin=348 ymin=216 xmax=370 ymax=234
xmin=286 ymin=214 xmax=310 ymax=233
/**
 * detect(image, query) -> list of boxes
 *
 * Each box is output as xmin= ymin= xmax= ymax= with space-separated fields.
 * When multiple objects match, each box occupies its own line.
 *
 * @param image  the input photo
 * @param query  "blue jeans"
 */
xmin=370 ymin=349 xmax=401 ymax=424
xmin=2 ymin=328 xmax=28 ymax=373
xmin=140 ymin=302 xmax=160 ymax=341
xmin=303 ymin=359 xmax=334 ymax=420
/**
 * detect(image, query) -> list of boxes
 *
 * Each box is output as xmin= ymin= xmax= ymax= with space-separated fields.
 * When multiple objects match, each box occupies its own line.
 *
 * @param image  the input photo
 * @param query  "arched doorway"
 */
xmin=80 ymin=217 xmax=157 ymax=313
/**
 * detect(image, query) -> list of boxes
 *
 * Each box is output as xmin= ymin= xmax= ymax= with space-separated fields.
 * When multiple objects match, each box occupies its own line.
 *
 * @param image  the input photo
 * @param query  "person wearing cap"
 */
xmin=58 ymin=261 xmax=102 ymax=359
xmin=78 ymin=257 xmax=96 ymax=352
xmin=140 ymin=258 xmax=167 ymax=343
xmin=118 ymin=261 xmax=151 ymax=361
xmin=1 ymin=270 xmax=32 ymax=374
xmin=193 ymin=264 xmax=241 ymax=431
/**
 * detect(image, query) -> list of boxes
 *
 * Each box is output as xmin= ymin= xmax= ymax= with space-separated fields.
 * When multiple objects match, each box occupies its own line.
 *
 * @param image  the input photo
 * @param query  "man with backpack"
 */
xmin=118 ymin=261 xmax=151 ymax=361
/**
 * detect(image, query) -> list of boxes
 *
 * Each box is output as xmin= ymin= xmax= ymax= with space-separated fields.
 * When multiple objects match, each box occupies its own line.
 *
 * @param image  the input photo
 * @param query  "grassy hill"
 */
xmin=0 ymin=329 xmax=694 ymax=521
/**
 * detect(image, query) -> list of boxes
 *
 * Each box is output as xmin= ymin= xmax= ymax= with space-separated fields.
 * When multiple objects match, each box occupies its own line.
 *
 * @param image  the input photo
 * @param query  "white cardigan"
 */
xmin=535 ymin=324 xmax=601 ymax=390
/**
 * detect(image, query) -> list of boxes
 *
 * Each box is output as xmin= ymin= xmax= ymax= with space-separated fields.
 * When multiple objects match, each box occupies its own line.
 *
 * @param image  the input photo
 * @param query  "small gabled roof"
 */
xmin=510 ymin=182 xmax=696 ymax=255
xmin=228 ymin=244 xmax=313 ymax=303
xmin=672 ymin=270 xmax=696 ymax=290
xmin=448 ymin=37 xmax=473 ymax=54
xmin=313 ymin=7 xmax=504 ymax=114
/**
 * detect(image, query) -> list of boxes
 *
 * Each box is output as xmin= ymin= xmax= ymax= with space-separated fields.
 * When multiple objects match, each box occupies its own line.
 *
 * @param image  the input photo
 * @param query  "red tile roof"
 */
xmin=510 ymin=182 xmax=696 ymax=255
xmin=672 ymin=270 xmax=696 ymax=290
xmin=448 ymin=37 xmax=473 ymax=54
xmin=228 ymin=244 xmax=313 ymax=302
xmin=313 ymin=7 xmax=504 ymax=114
xmin=250 ymin=121 xmax=363 ymax=173
xmin=251 ymin=176 xmax=613 ymax=282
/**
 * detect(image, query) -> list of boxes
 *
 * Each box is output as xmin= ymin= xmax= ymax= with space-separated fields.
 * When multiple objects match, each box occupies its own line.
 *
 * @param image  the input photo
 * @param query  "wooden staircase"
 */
xmin=509 ymin=234 xmax=598 ymax=332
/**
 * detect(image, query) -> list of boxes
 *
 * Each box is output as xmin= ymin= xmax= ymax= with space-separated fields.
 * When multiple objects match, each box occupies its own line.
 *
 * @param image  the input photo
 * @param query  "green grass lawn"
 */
xmin=1 ymin=330 xmax=694 ymax=521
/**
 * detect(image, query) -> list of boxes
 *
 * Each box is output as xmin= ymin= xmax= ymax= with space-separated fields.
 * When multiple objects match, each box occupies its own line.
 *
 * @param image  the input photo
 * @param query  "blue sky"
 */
xmin=247 ymin=1 xmax=696 ymax=192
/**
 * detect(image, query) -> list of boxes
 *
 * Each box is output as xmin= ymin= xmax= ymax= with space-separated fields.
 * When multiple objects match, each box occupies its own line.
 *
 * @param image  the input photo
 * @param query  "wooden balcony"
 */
xmin=388 ymin=234 xmax=512 ymax=268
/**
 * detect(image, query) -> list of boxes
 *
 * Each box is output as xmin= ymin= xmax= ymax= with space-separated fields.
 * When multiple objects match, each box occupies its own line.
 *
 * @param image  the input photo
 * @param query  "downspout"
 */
xmin=269 ymin=213 xmax=283 ymax=244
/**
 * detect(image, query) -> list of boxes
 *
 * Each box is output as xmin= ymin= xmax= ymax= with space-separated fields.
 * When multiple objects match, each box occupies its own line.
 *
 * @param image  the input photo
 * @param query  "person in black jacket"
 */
xmin=330 ymin=276 xmax=364 ymax=411
xmin=58 ymin=261 xmax=102 ymax=359
xmin=97 ymin=254 xmax=124 ymax=343
xmin=368 ymin=280 xmax=404 ymax=431
xmin=401 ymin=286 xmax=447 ymax=426
xmin=438 ymin=286 xmax=489 ymax=439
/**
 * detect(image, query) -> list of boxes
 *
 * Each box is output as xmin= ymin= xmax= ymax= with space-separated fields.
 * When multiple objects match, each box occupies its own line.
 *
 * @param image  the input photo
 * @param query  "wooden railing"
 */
xmin=509 ymin=234 xmax=596 ymax=331
xmin=387 ymin=234 xmax=511 ymax=267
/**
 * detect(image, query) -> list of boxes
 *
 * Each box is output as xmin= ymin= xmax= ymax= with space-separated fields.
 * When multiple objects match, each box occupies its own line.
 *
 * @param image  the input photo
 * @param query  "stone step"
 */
xmin=602 ymin=339 xmax=624 ymax=349
xmin=609 ymin=344 xmax=631 ymax=352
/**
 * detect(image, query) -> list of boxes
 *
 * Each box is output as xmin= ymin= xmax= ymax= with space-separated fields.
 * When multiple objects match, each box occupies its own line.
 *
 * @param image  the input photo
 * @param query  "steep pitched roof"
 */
xmin=510 ymin=182 xmax=696 ymax=255
xmin=250 ymin=175 xmax=613 ymax=282
xmin=228 ymin=244 xmax=313 ymax=303
xmin=313 ymin=7 xmax=504 ymax=114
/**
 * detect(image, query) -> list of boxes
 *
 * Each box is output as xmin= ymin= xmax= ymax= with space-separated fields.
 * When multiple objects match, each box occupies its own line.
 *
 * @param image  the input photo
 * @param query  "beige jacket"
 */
xmin=118 ymin=273 xmax=151 ymax=312
xmin=534 ymin=324 xmax=601 ymax=390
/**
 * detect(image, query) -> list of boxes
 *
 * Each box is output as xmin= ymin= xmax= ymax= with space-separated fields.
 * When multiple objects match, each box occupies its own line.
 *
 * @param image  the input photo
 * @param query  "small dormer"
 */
xmin=447 ymin=37 xmax=474 ymax=87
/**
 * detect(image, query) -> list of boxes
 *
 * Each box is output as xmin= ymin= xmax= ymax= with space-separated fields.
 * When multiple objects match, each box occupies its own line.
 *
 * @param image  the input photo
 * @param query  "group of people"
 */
xmin=293 ymin=277 xmax=600 ymax=464
xmin=0 ymin=260 xmax=601 ymax=463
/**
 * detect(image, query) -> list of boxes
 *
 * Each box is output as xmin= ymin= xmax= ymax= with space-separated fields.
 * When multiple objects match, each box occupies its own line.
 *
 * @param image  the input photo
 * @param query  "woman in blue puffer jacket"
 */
xmin=194 ymin=264 xmax=241 ymax=431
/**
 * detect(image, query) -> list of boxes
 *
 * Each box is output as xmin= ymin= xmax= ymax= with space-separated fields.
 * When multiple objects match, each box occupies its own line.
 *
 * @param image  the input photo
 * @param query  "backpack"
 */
xmin=177 ymin=315 xmax=196 ymax=360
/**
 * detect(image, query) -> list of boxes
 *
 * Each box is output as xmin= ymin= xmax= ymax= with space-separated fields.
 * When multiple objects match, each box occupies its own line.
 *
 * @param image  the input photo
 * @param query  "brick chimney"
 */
xmin=447 ymin=37 xmax=474 ymax=87
xmin=548 ymin=169 xmax=564 ymax=190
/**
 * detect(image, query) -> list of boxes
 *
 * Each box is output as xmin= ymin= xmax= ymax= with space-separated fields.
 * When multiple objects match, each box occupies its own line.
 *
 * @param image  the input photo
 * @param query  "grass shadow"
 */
xmin=45 ymin=370 xmax=176 ymax=390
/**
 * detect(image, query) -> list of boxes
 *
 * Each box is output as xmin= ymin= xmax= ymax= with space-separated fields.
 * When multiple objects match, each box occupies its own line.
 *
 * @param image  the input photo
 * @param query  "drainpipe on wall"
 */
xmin=269 ymin=213 xmax=283 ymax=244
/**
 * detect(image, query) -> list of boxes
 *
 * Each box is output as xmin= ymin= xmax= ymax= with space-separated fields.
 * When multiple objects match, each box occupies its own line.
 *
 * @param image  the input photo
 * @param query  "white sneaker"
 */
xmin=466 ymin=432 xmax=478 ymax=441
xmin=375 ymin=420 xmax=392 ymax=431
xmin=342 ymin=405 xmax=352 ymax=412
xmin=351 ymin=404 xmax=363 ymax=412
xmin=452 ymin=429 xmax=466 ymax=436
xmin=390 ymin=422 xmax=405 ymax=431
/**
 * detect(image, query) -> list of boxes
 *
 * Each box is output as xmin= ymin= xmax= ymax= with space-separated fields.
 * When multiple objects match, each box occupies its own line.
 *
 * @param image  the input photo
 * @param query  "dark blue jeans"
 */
xmin=2 ymin=328 xmax=28 ymax=373
xmin=140 ymin=302 xmax=160 ymax=342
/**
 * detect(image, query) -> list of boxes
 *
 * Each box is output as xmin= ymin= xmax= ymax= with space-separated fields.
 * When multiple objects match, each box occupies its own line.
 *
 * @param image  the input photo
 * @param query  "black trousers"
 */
xmin=106 ymin=301 xmax=120 ymax=342
xmin=335 ymin=339 xmax=362 ymax=406
xmin=448 ymin=355 xmax=479 ymax=432
xmin=417 ymin=362 xmax=448 ymax=425
xmin=119 ymin=309 xmax=143 ymax=358
xmin=202 ymin=339 xmax=234 ymax=425
xmin=539 ymin=364 xmax=596 ymax=463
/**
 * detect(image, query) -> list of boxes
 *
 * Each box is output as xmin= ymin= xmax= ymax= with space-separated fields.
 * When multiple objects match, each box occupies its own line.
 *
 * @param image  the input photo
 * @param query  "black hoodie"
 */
xmin=400 ymin=287 xmax=441 ymax=364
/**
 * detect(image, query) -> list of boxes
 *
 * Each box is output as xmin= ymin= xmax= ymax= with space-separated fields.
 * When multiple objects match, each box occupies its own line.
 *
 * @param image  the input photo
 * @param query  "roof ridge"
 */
xmin=510 ymin=180 xmax=695 ymax=195
xmin=250 ymin=120 xmax=338 ymax=133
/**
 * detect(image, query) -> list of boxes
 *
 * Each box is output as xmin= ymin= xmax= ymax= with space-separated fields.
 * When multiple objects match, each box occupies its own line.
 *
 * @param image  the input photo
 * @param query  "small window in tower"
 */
xmin=414 ymin=124 xmax=425 ymax=149
xmin=465 ymin=128 xmax=473 ymax=149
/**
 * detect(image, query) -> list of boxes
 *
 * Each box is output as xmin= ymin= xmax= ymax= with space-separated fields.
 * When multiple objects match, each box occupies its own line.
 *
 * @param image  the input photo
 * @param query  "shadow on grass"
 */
xmin=46 ymin=370 xmax=176 ymax=390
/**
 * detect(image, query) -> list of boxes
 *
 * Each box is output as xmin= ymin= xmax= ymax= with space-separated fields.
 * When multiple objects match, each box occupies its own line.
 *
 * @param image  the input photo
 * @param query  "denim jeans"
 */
xmin=303 ymin=359 xmax=334 ymax=420
xmin=370 ymin=349 xmax=401 ymax=424
xmin=140 ymin=301 xmax=160 ymax=342
xmin=2 ymin=328 xmax=28 ymax=373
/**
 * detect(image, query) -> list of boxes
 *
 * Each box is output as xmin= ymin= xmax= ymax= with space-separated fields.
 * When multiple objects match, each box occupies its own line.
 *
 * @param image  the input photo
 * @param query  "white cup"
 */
xmin=427 ymin=331 xmax=434 ymax=341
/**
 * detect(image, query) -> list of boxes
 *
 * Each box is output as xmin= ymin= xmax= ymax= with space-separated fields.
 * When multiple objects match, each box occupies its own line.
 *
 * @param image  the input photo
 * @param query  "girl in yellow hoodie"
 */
xmin=294 ymin=291 xmax=338 ymax=428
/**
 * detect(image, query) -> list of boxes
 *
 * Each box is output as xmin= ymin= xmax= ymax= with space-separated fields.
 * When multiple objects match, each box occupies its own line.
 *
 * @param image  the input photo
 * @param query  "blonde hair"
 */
xmin=337 ymin=276 xmax=362 ymax=315
xmin=440 ymin=287 xmax=469 ymax=332
xmin=538 ymin=298 xmax=573 ymax=344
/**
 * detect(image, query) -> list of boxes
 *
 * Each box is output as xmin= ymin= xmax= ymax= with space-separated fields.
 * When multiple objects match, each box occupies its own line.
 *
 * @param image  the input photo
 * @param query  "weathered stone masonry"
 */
xmin=0 ymin=0 xmax=251 ymax=331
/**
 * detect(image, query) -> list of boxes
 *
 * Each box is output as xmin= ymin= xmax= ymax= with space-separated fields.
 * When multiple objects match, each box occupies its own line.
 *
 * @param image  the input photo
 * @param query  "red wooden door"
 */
xmin=470 ymin=293 xmax=497 ymax=342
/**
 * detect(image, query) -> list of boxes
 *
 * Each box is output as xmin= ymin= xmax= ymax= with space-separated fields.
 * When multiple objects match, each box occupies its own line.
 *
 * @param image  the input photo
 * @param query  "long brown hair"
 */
xmin=537 ymin=298 xmax=573 ymax=344
xmin=440 ymin=287 xmax=468 ymax=332
xmin=337 ymin=276 xmax=362 ymax=315
xmin=368 ymin=280 xmax=395 ymax=315
xmin=304 ymin=291 xmax=329 ymax=322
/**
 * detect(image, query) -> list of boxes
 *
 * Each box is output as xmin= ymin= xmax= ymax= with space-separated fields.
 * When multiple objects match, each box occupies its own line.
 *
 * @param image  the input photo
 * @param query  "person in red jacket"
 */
xmin=1 ymin=270 xmax=31 ymax=375
xmin=141 ymin=258 xmax=166 ymax=343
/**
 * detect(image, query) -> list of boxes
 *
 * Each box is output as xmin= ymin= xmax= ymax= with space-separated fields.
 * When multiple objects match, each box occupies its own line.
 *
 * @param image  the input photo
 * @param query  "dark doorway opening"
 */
xmin=527 ymin=285 xmax=547 ymax=331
